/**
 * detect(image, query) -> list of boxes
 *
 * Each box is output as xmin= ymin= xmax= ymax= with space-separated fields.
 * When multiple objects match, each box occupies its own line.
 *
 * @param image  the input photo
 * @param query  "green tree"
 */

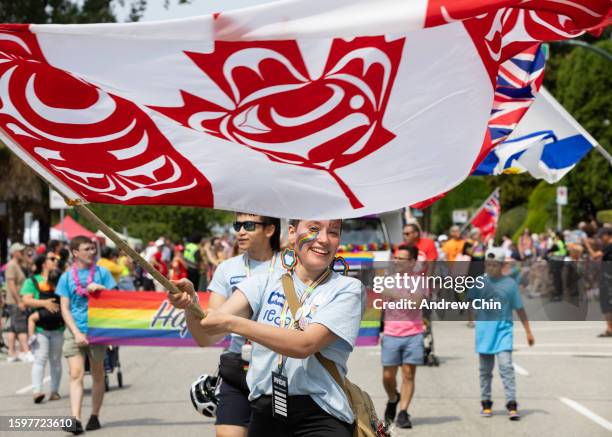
xmin=554 ymin=39 xmax=612 ymax=223
xmin=78 ymin=204 xmax=233 ymax=242
xmin=431 ymin=177 xmax=489 ymax=234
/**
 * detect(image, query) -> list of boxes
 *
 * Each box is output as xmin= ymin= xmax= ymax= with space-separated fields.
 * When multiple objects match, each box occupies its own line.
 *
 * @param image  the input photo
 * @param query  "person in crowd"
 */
xmin=196 ymin=238 xmax=210 ymax=291
xmin=150 ymin=239 xmax=169 ymax=292
xmin=183 ymin=233 xmax=202 ymax=289
xmin=547 ymin=231 xmax=568 ymax=302
xmin=402 ymin=223 xmax=438 ymax=261
xmin=381 ymin=244 xmax=426 ymax=429
xmin=117 ymin=249 xmax=136 ymax=291
xmin=20 ymin=252 xmax=64 ymax=404
xmin=5 ymin=242 xmax=33 ymax=362
xmin=501 ymin=234 xmax=513 ymax=253
xmin=192 ymin=213 xmax=281 ymax=437
xmin=517 ymin=228 xmax=534 ymax=261
xmin=169 ymin=219 xmax=365 ymax=437
xmin=170 ymin=245 xmax=188 ymax=281
xmin=468 ymin=247 xmax=534 ymax=421
xmin=97 ymin=247 xmax=122 ymax=284
xmin=442 ymin=226 xmax=465 ymax=262
xmin=57 ymin=236 xmax=116 ymax=434
xmin=588 ymin=227 xmax=612 ymax=337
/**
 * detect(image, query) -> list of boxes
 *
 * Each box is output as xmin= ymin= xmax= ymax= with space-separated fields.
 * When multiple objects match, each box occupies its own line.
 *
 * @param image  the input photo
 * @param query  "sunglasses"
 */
xmin=233 ymin=221 xmax=266 ymax=232
xmin=393 ymin=256 xmax=412 ymax=261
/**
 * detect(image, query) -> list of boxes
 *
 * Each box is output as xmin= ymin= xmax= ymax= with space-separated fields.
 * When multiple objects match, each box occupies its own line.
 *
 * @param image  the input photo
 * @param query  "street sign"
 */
xmin=556 ymin=186 xmax=568 ymax=205
xmin=49 ymin=189 xmax=72 ymax=210
xmin=452 ymin=209 xmax=469 ymax=224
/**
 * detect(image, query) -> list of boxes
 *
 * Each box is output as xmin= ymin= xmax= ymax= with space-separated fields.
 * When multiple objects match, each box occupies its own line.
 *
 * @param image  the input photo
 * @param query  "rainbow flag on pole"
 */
xmin=88 ymin=290 xmax=380 ymax=347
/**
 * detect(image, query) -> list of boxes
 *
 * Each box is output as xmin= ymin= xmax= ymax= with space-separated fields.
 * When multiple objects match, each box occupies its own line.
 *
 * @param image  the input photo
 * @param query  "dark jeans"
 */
xmin=248 ymin=395 xmax=353 ymax=437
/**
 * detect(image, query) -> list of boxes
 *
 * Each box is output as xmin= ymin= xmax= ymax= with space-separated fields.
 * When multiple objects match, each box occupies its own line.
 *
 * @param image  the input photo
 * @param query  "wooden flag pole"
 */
xmin=64 ymin=197 xmax=207 ymax=320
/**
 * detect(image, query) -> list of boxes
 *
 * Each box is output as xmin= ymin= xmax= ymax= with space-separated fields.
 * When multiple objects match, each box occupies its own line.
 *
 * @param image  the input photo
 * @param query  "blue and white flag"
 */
xmin=475 ymin=87 xmax=597 ymax=183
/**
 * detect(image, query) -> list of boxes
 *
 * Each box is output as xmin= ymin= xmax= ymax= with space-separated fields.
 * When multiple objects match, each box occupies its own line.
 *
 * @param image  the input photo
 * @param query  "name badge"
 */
xmin=271 ymin=371 xmax=289 ymax=420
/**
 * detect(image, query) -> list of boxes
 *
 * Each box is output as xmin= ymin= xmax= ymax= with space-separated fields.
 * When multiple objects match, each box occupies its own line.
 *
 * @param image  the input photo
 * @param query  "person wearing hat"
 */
xmin=467 ymin=247 xmax=534 ymax=421
xmin=5 ymin=242 xmax=33 ymax=362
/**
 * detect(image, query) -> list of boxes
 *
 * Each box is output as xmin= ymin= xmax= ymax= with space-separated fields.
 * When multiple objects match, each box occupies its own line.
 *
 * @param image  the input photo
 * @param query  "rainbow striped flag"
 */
xmin=88 ymin=290 xmax=380 ymax=347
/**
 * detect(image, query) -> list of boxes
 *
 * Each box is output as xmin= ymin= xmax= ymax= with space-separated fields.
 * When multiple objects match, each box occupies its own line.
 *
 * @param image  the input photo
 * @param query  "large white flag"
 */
xmin=0 ymin=0 xmax=609 ymax=218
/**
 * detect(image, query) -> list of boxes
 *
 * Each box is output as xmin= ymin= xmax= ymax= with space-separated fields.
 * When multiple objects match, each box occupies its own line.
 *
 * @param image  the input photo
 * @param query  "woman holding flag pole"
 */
xmin=168 ymin=219 xmax=367 ymax=436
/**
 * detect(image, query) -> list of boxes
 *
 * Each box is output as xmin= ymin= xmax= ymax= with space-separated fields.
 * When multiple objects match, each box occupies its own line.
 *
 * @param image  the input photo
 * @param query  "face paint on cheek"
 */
xmin=297 ymin=230 xmax=318 ymax=251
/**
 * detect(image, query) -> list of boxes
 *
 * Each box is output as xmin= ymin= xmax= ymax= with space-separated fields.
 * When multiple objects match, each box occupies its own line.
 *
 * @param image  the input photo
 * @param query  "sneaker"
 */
xmin=384 ymin=391 xmax=400 ymax=425
xmin=49 ymin=392 xmax=61 ymax=401
xmin=480 ymin=400 xmax=493 ymax=417
xmin=396 ymin=410 xmax=412 ymax=429
xmin=33 ymin=393 xmax=45 ymax=404
xmin=6 ymin=355 xmax=20 ymax=363
xmin=19 ymin=351 xmax=34 ymax=363
xmin=86 ymin=415 xmax=101 ymax=431
xmin=63 ymin=419 xmax=84 ymax=435
xmin=507 ymin=401 xmax=520 ymax=421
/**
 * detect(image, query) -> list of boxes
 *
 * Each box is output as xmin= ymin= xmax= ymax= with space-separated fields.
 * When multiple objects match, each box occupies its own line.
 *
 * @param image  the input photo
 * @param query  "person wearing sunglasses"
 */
xmin=169 ymin=219 xmax=366 ymax=437
xmin=191 ymin=213 xmax=281 ymax=437
xmin=20 ymin=252 xmax=64 ymax=403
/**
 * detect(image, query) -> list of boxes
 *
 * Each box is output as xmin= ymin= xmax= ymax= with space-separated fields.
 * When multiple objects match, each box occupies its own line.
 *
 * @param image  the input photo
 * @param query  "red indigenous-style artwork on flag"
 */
xmin=0 ymin=25 xmax=213 ymax=206
xmin=150 ymin=37 xmax=405 ymax=209
xmin=424 ymin=0 xmax=601 ymax=83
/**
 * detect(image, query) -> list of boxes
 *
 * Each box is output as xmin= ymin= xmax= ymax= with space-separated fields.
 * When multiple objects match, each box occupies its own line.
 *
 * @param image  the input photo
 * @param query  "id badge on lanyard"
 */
xmin=271 ymin=370 xmax=289 ymax=419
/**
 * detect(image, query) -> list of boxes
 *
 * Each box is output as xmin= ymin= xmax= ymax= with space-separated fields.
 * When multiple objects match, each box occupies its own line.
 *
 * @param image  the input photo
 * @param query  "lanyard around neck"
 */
xmin=244 ymin=251 xmax=277 ymax=278
xmin=277 ymin=268 xmax=331 ymax=372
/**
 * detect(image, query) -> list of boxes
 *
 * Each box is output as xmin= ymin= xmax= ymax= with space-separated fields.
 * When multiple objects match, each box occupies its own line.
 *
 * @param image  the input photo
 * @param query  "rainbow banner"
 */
xmin=88 ymin=290 xmax=381 ymax=347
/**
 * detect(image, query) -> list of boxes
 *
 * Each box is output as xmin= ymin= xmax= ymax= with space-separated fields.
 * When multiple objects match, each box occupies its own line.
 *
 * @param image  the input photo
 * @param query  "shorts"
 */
xmin=215 ymin=379 xmax=251 ymax=427
xmin=248 ymin=395 xmax=353 ymax=437
xmin=6 ymin=304 xmax=28 ymax=334
xmin=62 ymin=329 xmax=106 ymax=362
xmin=381 ymin=333 xmax=425 ymax=366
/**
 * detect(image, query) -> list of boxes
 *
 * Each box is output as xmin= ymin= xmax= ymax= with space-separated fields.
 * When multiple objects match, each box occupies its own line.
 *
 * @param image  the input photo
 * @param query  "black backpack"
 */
xmin=32 ymin=277 xmax=65 ymax=331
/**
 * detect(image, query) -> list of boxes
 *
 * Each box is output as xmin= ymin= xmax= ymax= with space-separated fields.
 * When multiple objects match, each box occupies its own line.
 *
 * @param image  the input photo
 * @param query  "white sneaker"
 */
xmin=6 ymin=355 xmax=20 ymax=363
xmin=19 ymin=352 xmax=34 ymax=363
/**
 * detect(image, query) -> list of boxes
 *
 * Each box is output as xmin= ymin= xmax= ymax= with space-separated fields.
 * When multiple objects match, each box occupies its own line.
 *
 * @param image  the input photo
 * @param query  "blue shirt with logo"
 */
xmin=56 ymin=265 xmax=116 ymax=334
xmin=208 ymin=253 xmax=283 ymax=353
xmin=468 ymin=274 xmax=523 ymax=354
xmin=238 ymin=271 xmax=365 ymax=423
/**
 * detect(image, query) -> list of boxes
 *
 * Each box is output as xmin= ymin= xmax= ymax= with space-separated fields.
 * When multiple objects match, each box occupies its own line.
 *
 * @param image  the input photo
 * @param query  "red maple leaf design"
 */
xmin=151 ymin=37 xmax=405 ymax=209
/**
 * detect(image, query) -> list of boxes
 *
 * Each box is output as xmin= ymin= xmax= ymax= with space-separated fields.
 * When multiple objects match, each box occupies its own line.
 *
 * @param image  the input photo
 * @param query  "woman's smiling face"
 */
xmin=289 ymin=220 xmax=342 ymax=272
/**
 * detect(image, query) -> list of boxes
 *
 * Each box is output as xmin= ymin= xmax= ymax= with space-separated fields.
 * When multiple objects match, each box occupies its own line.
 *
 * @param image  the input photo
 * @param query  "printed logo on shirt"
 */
xmin=267 ymin=290 xmax=285 ymax=308
xmin=261 ymin=289 xmax=287 ymax=327
xmin=229 ymin=275 xmax=247 ymax=286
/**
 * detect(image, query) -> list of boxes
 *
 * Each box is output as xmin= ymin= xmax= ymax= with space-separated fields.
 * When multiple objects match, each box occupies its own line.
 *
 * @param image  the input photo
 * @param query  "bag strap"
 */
xmin=280 ymin=273 xmax=345 ymax=389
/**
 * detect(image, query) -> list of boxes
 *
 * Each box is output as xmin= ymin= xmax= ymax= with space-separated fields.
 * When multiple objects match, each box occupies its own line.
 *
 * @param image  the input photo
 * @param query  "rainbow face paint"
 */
xmin=297 ymin=230 xmax=318 ymax=251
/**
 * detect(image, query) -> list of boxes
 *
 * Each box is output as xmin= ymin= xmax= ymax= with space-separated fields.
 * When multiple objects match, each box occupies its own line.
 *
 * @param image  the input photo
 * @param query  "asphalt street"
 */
xmin=1 ymin=321 xmax=611 ymax=437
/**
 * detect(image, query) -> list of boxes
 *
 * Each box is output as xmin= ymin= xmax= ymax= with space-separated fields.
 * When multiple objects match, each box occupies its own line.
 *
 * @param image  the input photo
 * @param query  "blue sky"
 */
xmin=116 ymin=0 xmax=275 ymax=22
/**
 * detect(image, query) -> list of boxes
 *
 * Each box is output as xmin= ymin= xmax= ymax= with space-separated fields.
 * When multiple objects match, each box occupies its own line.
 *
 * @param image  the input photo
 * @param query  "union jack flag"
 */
xmin=488 ymin=44 xmax=546 ymax=146
xmin=470 ymin=188 xmax=501 ymax=242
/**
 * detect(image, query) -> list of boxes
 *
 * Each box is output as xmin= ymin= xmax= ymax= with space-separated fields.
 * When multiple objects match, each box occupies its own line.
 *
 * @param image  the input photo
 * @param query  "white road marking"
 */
xmin=559 ymin=397 xmax=612 ymax=432
xmin=515 ymin=343 xmax=612 ymax=348
xmin=512 ymin=363 xmax=529 ymax=376
xmin=514 ymin=351 xmax=612 ymax=357
xmin=16 ymin=376 xmax=50 ymax=394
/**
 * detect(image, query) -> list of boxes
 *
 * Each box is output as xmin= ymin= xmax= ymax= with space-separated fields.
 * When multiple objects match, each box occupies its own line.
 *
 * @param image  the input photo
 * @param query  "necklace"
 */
xmin=72 ymin=263 xmax=96 ymax=297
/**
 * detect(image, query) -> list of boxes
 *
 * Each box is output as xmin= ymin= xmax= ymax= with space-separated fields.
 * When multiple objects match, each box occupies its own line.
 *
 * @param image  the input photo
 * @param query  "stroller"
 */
xmin=85 ymin=345 xmax=124 ymax=392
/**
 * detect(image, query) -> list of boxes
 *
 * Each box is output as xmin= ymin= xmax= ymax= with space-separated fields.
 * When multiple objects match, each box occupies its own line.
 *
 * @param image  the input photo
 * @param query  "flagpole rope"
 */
xmin=65 ymin=197 xmax=207 ymax=320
